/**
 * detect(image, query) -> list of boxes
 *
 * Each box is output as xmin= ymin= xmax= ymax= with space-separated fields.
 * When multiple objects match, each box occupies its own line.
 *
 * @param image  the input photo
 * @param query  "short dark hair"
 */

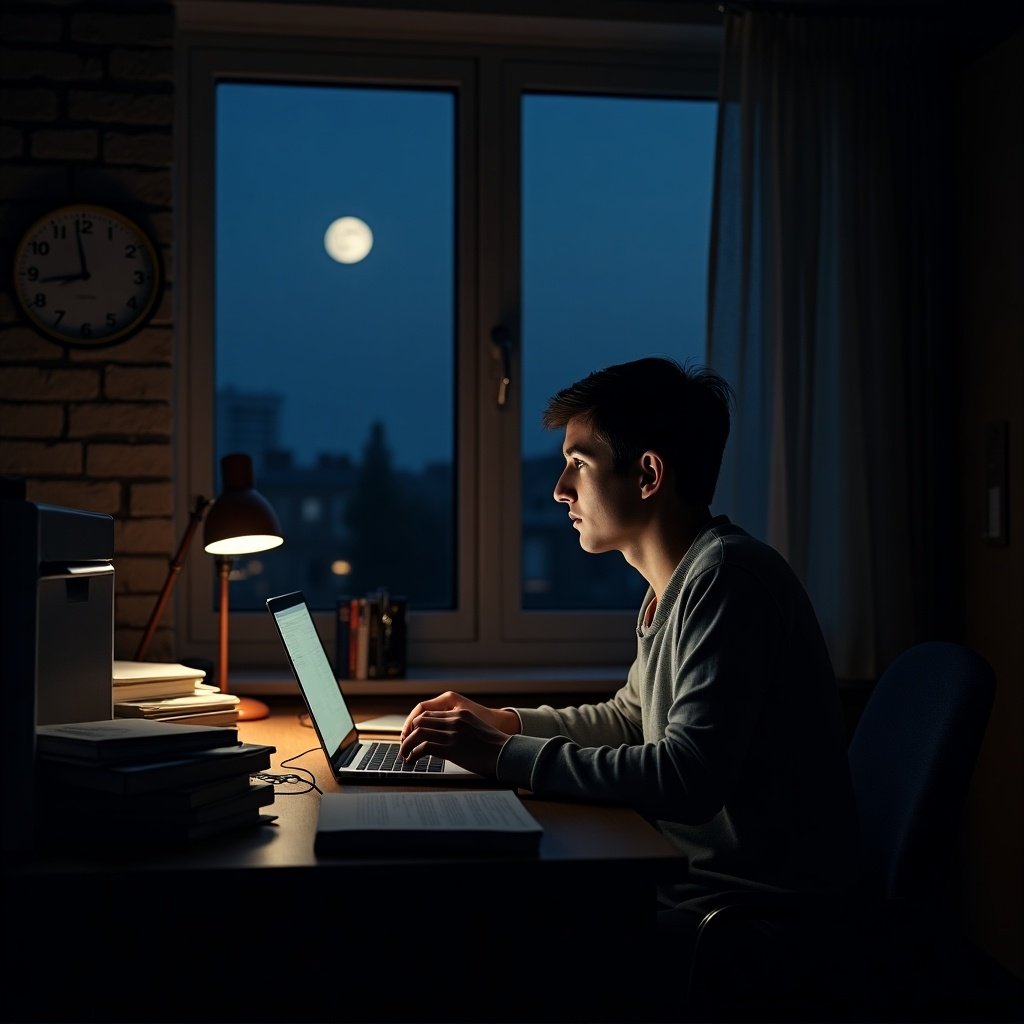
xmin=542 ymin=356 xmax=733 ymax=505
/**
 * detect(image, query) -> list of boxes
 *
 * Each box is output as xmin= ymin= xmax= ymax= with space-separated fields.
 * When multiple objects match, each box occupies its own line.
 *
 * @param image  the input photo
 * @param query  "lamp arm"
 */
xmin=134 ymin=495 xmax=212 ymax=661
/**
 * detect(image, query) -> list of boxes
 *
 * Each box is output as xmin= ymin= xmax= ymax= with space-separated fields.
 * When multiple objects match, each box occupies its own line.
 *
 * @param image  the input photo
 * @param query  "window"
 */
xmin=179 ymin=9 xmax=720 ymax=674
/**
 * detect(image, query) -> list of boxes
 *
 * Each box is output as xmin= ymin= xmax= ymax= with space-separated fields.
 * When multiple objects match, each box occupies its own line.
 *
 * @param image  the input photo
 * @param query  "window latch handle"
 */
xmin=491 ymin=325 xmax=512 ymax=407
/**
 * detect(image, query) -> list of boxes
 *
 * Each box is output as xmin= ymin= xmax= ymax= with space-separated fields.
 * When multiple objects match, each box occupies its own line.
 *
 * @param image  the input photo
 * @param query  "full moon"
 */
xmin=324 ymin=216 xmax=373 ymax=264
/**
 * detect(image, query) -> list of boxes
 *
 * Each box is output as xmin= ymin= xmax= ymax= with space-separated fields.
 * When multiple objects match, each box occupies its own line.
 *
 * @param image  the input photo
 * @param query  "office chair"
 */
xmin=685 ymin=640 xmax=997 ymax=1020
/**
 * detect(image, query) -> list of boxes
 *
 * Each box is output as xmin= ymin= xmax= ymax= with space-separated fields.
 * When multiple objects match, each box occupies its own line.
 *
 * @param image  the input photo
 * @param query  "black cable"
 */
xmin=251 ymin=746 xmax=322 ymax=794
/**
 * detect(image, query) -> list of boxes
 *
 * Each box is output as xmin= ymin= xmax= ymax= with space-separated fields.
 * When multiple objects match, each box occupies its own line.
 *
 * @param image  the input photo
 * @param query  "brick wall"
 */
xmin=0 ymin=0 xmax=178 ymax=660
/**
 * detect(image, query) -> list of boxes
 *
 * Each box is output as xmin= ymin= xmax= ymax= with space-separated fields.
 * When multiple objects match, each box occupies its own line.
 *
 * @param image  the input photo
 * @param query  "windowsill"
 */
xmin=229 ymin=664 xmax=629 ymax=698
xmin=229 ymin=667 xmax=874 ymax=699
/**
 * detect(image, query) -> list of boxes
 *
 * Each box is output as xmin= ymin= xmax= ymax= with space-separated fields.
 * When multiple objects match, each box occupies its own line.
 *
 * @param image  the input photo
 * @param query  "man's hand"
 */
xmin=398 ymin=691 xmax=520 ymax=777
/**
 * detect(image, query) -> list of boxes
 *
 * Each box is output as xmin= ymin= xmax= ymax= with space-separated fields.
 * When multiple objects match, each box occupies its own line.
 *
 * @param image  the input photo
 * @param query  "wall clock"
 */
xmin=12 ymin=204 xmax=162 ymax=348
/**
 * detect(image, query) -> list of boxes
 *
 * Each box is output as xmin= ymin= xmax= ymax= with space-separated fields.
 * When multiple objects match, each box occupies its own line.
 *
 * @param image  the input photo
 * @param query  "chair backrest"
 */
xmin=847 ymin=641 xmax=996 ymax=901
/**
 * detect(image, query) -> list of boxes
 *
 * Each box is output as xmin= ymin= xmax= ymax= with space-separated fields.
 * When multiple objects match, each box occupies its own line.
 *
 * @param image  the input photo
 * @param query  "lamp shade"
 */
xmin=203 ymin=453 xmax=284 ymax=556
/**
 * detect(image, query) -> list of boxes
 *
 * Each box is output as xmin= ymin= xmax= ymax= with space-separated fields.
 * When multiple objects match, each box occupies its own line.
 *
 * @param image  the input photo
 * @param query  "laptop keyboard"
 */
xmin=358 ymin=741 xmax=445 ymax=773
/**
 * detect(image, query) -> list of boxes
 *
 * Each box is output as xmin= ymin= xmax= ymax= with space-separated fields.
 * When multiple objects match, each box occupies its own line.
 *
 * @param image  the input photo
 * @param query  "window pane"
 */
xmin=520 ymin=93 xmax=717 ymax=610
xmin=215 ymin=82 xmax=456 ymax=612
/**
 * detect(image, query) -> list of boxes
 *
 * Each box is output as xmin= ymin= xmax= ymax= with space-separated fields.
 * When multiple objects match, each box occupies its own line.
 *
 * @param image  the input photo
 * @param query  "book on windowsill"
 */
xmin=36 ymin=718 xmax=241 ymax=764
xmin=35 ymin=741 xmax=276 ymax=796
xmin=314 ymin=789 xmax=544 ymax=858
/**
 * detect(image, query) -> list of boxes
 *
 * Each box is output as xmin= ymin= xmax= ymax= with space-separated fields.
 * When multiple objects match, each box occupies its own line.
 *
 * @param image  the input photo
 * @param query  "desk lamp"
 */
xmin=202 ymin=453 xmax=284 ymax=721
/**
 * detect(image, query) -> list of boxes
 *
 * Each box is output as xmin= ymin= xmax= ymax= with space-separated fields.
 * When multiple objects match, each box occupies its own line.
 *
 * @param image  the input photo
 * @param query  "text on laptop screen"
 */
xmin=273 ymin=599 xmax=354 ymax=751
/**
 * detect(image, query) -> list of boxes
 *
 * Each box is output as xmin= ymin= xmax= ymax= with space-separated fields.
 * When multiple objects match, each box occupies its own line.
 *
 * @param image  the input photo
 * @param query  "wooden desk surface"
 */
xmin=10 ymin=696 xmax=686 ymax=877
xmin=5 ymin=698 xmax=687 ymax=1023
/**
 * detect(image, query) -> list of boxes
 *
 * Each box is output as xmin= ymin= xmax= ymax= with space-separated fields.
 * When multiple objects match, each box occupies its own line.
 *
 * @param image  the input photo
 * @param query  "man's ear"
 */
xmin=638 ymin=451 xmax=665 ymax=499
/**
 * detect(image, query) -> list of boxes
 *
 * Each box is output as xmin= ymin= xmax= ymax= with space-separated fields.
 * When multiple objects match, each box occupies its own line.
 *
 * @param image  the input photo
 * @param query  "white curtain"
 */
xmin=707 ymin=11 xmax=960 ymax=679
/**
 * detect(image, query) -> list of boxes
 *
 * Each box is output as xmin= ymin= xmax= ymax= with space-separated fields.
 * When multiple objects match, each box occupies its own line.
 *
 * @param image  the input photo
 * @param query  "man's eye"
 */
xmin=573 ymin=458 xmax=584 ymax=470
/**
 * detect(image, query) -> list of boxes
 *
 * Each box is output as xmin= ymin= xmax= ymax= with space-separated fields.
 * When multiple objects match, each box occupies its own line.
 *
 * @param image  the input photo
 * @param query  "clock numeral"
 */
xmin=79 ymin=323 xmax=93 ymax=338
xmin=31 ymin=292 xmax=47 ymax=309
xmin=49 ymin=224 xmax=66 ymax=241
xmin=53 ymin=309 xmax=66 ymax=325
xmin=80 ymin=218 xmax=95 ymax=236
xmin=126 ymin=296 xmax=138 ymax=311
xmin=105 ymin=314 xmax=117 ymax=328
xmin=26 ymin=266 xmax=40 ymax=282
xmin=124 ymin=243 xmax=139 ymax=260
xmin=29 ymin=240 xmax=51 ymax=256
xmin=133 ymin=270 xmax=145 ymax=285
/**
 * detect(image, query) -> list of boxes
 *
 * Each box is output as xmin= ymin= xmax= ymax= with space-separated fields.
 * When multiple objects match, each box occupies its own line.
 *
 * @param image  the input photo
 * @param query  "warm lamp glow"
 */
xmin=205 ymin=534 xmax=283 ymax=557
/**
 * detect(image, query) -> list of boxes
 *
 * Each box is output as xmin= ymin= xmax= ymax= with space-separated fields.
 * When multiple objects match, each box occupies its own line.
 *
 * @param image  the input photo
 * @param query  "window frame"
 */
xmin=175 ymin=6 xmax=721 ymax=674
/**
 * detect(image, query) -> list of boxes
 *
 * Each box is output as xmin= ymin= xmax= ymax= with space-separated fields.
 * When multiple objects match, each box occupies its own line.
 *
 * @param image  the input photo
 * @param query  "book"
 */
xmin=374 ymin=592 xmax=406 ymax=679
xmin=335 ymin=595 xmax=352 ymax=679
xmin=113 ymin=691 xmax=241 ymax=718
xmin=73 ymin=770 xmax=256 ymax=812
xmin=46 ymin=779 xmax=276 ymax=827
xmin=39 ymin=808 xmax=279 ymax=848
xmin=36 ymin=741 xmax=276 ymax=796
xmin=314 ymin=789 xmax=543 ymax=857
xmin=354 ymin=597 xmax=370 ymax=680
xmin=36 ymin=718 xmax=241 ymax=764
xmin=139 ymin=708 xmax=241 ymax=728
xmin=111 ymin=809 xmax=278 ymax=845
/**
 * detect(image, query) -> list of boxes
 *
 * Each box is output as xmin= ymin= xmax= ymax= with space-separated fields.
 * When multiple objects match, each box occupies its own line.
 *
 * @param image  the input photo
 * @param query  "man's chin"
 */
xmin=578 ymin=536 xmax=610 ymax=555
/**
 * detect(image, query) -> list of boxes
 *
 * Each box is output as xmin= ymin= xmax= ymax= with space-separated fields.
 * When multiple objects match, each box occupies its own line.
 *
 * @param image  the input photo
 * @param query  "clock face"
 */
xmin=13 ymin=205 xmax=161 ymax=348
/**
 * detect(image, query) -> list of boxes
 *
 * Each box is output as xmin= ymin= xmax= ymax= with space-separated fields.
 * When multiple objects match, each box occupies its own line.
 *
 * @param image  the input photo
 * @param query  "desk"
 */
xmin=4 ymin=698 xmax=686 ymax=1023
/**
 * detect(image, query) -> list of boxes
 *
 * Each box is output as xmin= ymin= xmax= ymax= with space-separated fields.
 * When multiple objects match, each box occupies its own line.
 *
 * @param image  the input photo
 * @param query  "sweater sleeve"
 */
xmin=497 ymin=561 xmax=784 ymax=823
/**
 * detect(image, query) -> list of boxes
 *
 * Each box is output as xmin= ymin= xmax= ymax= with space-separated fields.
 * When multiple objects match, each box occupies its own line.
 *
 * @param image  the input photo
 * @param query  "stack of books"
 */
xmin=335 ymin=589 xmax=407 ymax=680
xmin=112 ymin=660 xmax=240 ymax=728
xmin=34 ymin=719 xmax=278 ymax=848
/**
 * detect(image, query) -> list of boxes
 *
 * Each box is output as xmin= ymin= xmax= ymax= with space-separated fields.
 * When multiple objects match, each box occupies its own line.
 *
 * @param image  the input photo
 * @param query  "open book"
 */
xmin=314 ymin=789 xmax=543 ymax=857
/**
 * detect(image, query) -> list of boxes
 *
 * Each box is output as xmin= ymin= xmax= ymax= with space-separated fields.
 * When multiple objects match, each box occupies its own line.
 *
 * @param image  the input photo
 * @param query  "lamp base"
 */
xmin=236 ymin=696 xmax=270 ymax=722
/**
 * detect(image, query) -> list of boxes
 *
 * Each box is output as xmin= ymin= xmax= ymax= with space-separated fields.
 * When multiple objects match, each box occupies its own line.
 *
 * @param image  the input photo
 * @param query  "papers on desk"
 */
xmin=355 ymin=713 xmax=406 ymax=735
xmin=112 ymin=661 xmax=240 ymax=726
xmin=314 ymin=789 xmax=543 ymax=857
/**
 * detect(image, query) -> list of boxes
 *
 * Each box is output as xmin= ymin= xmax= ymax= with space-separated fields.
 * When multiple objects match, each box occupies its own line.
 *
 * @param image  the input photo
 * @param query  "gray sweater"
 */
xmin=497 ymin=515 xmax=859 ymax=905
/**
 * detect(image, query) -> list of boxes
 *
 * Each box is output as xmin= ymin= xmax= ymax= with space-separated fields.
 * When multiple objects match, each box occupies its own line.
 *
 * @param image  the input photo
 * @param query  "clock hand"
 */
xmin=75 ymin=218 xmax=90 ymax=278
xmin=39 ymin=271 xmax=89 ymax=284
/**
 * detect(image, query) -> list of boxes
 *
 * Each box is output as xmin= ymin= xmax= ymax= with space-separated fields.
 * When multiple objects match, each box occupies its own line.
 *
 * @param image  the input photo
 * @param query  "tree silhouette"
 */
xmin=344 ymin=421 xmax=453 ymax=605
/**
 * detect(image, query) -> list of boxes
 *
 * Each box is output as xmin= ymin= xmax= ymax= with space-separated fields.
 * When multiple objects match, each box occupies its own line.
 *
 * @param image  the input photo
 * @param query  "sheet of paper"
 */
xmin=112 ymin=660 xmax=207 ymax=683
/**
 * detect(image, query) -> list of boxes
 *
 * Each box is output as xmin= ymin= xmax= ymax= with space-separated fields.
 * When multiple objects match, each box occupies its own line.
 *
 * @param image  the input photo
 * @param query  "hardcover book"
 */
xmin=40 ymin=808 xmax=279 ymax=848
xmin=36 ymin=718 xmax=240 ymax=764
xmin=335 ymin=595 xmax=352 ymax=679
xmin=74 ymin=770 xmax=256 ymax=812
xmin=45 ymin=779 xmax=276 ymax=827
xmin=36 ymin=741 xmax=276 ymax=797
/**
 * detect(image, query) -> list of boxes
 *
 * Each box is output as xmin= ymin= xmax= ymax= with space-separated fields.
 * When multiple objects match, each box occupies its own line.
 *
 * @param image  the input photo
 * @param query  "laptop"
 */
xmin=266 ymin=591 xmax=484 ymax=783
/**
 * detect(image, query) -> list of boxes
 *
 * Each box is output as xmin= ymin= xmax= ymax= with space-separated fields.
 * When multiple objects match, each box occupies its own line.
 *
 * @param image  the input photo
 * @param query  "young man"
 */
xmin=399 ymin=357 xmax=858 ymax=988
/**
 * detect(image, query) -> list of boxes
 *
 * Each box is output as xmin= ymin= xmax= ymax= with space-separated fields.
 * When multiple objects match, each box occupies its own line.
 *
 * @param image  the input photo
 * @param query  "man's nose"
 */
xmin=553 ymin=469 xmax=572 ymax=504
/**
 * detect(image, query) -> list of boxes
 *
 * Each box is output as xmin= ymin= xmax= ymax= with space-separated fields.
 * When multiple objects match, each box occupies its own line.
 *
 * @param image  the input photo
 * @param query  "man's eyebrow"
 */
xmin=564 ymin=442 xmax=599 ymax=460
